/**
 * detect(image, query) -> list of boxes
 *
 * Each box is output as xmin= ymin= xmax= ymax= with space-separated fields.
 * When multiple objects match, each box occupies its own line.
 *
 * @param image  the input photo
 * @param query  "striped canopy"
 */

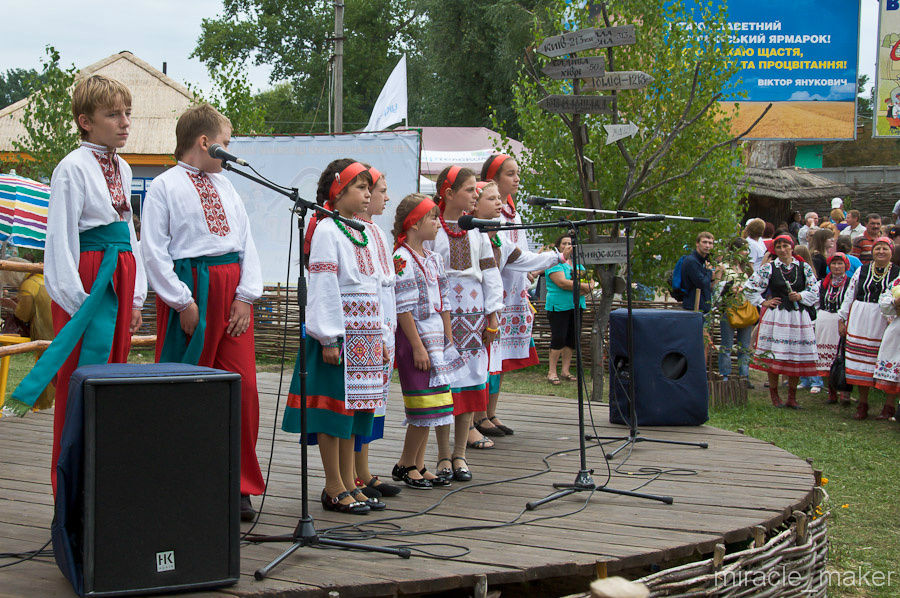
xmin=0 ymin=173 xmax=49 ymax=250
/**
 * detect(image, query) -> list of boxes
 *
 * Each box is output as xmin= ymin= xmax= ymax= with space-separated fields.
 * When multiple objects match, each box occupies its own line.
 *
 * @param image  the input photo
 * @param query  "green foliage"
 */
xmin=255 ymin=82 xmax=319 ymax=134
xmin=495 ymin=1 xmax=745 ymax=291
xmin=0 ymin=68 xmax=42 ymax=107
xmin=187 ymin=61 xmax=271 ymax=135
xmin=9 ymin=46 xmax=79 ymax=181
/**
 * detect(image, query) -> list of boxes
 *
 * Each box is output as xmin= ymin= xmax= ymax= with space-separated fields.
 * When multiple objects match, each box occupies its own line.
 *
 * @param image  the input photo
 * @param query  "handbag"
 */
xmin=727 ymin=300 xmax=759 ymax=329
xmin=829 ymin=336 xmax=853 ymax=392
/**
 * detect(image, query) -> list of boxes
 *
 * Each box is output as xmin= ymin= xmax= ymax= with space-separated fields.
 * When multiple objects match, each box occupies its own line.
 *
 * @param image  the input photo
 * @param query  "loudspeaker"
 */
xmin=53 ymin=363 xmax=241 ymax=596
xmin=608 ymin=309 xmax=708 ymax=426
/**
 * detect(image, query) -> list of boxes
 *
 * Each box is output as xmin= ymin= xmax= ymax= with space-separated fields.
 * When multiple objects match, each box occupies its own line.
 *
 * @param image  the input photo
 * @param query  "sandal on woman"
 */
xmin=451 ymin=455 xmax=472 ymax=482
xmin=391 ymin=464 xmax=433 ymax=489
xmin=466 ymin=426 xmax=494 ymax=449
xmin=560 ymin=373 xmax=576 ymax=381
xmin=547 ymin=375 xmax=561 ymax=385
xmin=435 ymin=458 xmax=454 ymax=483
xmin=321 ymin=489 xmax=370 ymax=515
xmin=488 ymin=415 xmax=513 ymax=436
xmin=420 ymin=467 xmax=451 ymax=487
xmin=351 ymin=489 xmax=386 ymax=511
xmin=474 ymin=417 xmax=505 ymax=437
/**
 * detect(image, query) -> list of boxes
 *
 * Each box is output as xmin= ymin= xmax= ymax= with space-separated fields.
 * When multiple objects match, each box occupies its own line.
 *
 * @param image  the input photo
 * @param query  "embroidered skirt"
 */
xmin=845 ymin=301 xmax=888 ymax=387
xmin=498 ymin=280 xmax=539 ymax=371
xmin=874 ymin=317 xmax=900 ymax=394
xmin=355 ymin=326 xmax=395 ymax=449
xmin=447 ymin=277 xmax=489 ymax=388
xmin=814 ymin=311 xmax=841 ymax=376
xmin=751 ymin=307 xmax=818 ymax=376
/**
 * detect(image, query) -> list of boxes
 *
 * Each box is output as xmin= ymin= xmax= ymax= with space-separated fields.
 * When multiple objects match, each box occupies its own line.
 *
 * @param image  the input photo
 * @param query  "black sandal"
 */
xmin=392 ymin=464 xmax=432 ymax=489
xmin=351 ymin=489 xmax=386 ymax=511
xmin=474 ymin=417 xmax=505 ymax=437
xmin=451 ymin=455 xmax=472 ymax=482
xmin=321 ymin=489 xmax=370 ymax=515
xmin=435 ymin=458 xmax=454 ymax=483
xmin=488 ymin=416 xmax=514 ymax=435
xmin=420 ymin=467 xmax=451 ymax=487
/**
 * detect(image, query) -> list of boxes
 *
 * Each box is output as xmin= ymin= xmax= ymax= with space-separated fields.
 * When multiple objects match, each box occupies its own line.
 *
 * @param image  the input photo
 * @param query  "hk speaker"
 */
xmin=52 ymin=363 xmax=241 ymax=596
xmin=608 ymin=309 xmax=708 ymax=426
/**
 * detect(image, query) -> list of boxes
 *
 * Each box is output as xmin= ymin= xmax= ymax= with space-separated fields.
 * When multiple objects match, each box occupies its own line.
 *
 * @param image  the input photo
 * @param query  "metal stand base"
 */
xmin=588 ymin=431 xmax=709 ymax=460
xmin=525 ymin=467 xmax=673 ymax=510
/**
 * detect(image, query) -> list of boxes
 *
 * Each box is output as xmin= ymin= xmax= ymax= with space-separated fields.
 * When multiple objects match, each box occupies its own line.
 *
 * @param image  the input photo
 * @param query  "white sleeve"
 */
xmin=44 ymin=162 xmax=89 ymax=316
xmin=306 ymin=226 xmax=345 ymax=345
xmin=233 ymin=190 xmax=263 ymax=303
xmin=393 ymin=250 xmax=417 ymax=315
xmin=838 ymin=269 xmax=860 ymax=322
xmin=504 ymin=242 xmax=561 ymax=273
xmin=140 ymin=179 xmax=195 ymax=310
xmin=121 ymin=164 xmax=147 ymax=309
xmin=799 ymin=263 xmax=819 ymax=307
xmin=479 ymin=233 xmax=504 ymax=314
xmin=743 ymin=262 xmax=772 ymax=307
xmin=879 ymin=287 xmax=897 ymax=317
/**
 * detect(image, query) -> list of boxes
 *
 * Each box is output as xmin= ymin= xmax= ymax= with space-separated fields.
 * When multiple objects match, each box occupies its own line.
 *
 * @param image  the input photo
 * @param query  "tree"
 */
xmin=187 ymin=61 xmax=271 ymax=135
xmin=857 ymin=74 xmax=872 ymax=122
xmin=0 ymin=68 xmax=42 ymax=108
xmin=9 ymin=46 xmax=79 ymax=180
xmin=496 ymin=1 xmax=759 ymax=398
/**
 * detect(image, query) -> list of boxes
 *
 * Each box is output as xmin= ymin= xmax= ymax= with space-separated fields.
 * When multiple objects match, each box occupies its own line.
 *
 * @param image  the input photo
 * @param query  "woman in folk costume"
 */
xmin=428 ymin=166 xmax=503 ymax=479
xmin=478 ymin=154 xmax=537 ymax=437
xmin=473 ymin=180 xmax=561 ymax=430
xmin=351 ymin=166 xmax=402 ymax=500
xmin=141 ymin=104 xmax=265 ymax=520
xmin=390 ymin=194 xmax=461 ymax=488
xmin=814 ymin=253 xmax=853 ymax=405
xmin=744 ymin=234 xmax=819 ymax=409
xmin=838 ymin=237 xmax=900 ymax=419
xmin=283 ymin=159 xmax=388 ymax=514
xmin=5 ymin=75 xmax=147 ymax=496
xmin=872 ymin=278 xmax=900 ymax=420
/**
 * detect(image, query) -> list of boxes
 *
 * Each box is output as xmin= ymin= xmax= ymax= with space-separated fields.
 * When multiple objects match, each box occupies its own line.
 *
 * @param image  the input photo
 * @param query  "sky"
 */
xmin=0 ymin=0 xmax=880 ymax=98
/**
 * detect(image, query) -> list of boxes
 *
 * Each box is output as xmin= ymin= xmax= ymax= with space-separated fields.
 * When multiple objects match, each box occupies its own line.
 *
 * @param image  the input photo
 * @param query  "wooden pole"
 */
xmin=333 ymin=1 xmax=344 ymax=133
xmin=0 ymin=260 xmax=43 ymax=273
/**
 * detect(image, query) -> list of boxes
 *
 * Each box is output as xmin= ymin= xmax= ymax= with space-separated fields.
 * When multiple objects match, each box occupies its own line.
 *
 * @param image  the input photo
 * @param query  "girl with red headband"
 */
xmin=838 ymin=237 xmax=900 ymax=419
xmin=744 ymin=234 xmax=820 ymax=408
xmin=472 ymin=180 xmax=562 ymax=437
xmin=429 ymin=165 xmax=503 ymax=478
xmin=351 ymin=166 xmax=402 ymax=499
xmin=283 ymin=158 xmax=389 ymax=515
xmin=390 ymin=193 xmax=462 ymax=488
xmin=815 ymin=253 xmax=853 ymax=404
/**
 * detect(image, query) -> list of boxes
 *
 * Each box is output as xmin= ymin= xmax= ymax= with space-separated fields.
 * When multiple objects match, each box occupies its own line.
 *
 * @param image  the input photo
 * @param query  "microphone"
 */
xmin=526 ymin=195 xmax=567 ymax=207
xmin=458 ymin=215 xmax=501 ymax=231
xmin=208 ymin=144 xmax=250 ymax=166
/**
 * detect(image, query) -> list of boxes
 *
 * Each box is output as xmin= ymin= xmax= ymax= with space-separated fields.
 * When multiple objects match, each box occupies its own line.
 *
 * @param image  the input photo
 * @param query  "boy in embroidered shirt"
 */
xmin=6 ymin=75 xmax=147 ymax=496
xmin=141 ymin=104 xmax=264 ymax=520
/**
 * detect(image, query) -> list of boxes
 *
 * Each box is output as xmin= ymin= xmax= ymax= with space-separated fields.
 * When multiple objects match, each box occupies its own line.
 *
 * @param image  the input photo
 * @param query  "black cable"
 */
xmin=0 ymin=538 xmax=52 ymax=569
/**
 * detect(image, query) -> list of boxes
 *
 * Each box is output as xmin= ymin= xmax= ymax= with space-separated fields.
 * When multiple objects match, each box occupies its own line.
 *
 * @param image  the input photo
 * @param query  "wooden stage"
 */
xmin=0 ymin=372 xmax=816 ymax=597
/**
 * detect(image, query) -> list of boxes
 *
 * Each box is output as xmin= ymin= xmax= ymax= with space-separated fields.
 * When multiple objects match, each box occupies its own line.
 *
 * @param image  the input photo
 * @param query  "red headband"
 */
xmin=874 ymin=236 xmax=895 ymax=250
xmin=395 ymin=197 xmax=437 ymax=249
xmin=827 ymin=252 xmax=850 ymax=268
xmin=329 ymin=162 xmax=368 ymax=201
xmin=437 ymin=166 xmax=461 ymax=203
xmin=368 ymin=166 xmax=382 ymax=186
xmin=773 ymin=234 xmax=795 ymax=248
xmin=485 ymin=154 xmax=511 ymax=182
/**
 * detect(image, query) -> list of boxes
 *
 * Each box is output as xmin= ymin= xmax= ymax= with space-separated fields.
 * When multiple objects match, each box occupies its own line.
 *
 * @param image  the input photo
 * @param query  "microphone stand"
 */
xmin=548 ymin=207 xmax=709 ymax=460
xmin=218 ymin=161 xmax=410 ymax=580
xmin=467 ymin=215 xmax=674 ymax=508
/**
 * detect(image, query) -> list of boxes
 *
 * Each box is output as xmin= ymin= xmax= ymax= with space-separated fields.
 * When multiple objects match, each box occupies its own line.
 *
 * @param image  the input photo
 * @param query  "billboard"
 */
xmin=875 ymin=1 xmax=900 ymax=137
xmin=688 ymin=0 xmax=860 ymax=140
xmin=226 ymin=131 xmax=420 ymax=283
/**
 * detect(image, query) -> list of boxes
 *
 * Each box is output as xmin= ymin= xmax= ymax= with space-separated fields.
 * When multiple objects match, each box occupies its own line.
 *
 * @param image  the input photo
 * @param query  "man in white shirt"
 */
xmin=743 ymin=218 xmax=766 ymax=271
xmin=797 ymin=212 xmax=819 ymax=245
xmin=839 ymin=209 xmax=866 ymax=242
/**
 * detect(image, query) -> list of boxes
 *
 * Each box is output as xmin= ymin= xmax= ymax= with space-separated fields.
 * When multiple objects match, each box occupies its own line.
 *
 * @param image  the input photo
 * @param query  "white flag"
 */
xmin=364 ymin=55 xmax=407 ymax=131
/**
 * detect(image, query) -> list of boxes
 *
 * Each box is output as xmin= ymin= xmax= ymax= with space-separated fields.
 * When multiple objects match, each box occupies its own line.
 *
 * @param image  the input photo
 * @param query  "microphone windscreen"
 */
xmin=457 ymin=215 xmax=476 ymax=230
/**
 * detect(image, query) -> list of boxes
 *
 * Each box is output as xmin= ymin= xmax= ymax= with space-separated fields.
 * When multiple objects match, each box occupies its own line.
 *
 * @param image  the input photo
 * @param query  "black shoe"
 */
xmin=321 ymin=489 xmax=370 ymax=514
xmin=357 ymin=478 xmax=382 ymax=499
xmin=240 ymin=495 xmax=256 ymax=522
xmin=421 ymin=467 xmax=451 ymax=487
xmin=474 ymin=417 xmax=505 ymax=437
xmin=435 ymin=458 xmax=454 ymax=483
xmin=451 ymin=455 xmax=472 ymax=482
xmin=395 ymin=464 xmax=432 ymax=489
xmin=352 ymin=490 xmax=386 ymax=511
xmin=366 ymin=476 xmax=402 ymax=497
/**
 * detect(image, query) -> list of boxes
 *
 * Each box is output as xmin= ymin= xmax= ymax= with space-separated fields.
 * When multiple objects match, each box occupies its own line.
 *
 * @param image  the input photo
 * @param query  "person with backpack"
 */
xmin=680 ymin=232 xmax=716 ymax=312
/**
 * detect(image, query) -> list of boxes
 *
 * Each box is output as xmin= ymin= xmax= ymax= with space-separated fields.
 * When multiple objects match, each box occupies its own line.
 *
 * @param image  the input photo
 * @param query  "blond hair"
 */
xmin=174 ymin=103 xmax=231 ymax=160
xmin=71 ymin=75 xmax=132 ymax=139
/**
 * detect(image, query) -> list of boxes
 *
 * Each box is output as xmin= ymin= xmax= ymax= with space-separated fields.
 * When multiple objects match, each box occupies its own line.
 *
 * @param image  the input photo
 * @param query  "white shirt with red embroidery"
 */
xmin=141 ymin=162 xmax=263 ymax=311
xmin=45 ymin=142 xmax=147 ymax=316
xmin=360 ymin=218 xmax=396 ymax=340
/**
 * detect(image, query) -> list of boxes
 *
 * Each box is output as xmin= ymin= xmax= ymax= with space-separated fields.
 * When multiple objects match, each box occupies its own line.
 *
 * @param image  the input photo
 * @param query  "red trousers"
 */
xmin=155 ymin=262 xmax=265 ymax=496
xmin=50 ymin=250 xmax=136 ymax=495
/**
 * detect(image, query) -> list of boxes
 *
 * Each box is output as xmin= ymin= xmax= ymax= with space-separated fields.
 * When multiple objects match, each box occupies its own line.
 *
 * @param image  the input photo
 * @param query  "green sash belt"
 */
xmin=6 ymin=222 xmax=131 ymax=416
xmin=159 ymin=252 xmax=240 ymax=365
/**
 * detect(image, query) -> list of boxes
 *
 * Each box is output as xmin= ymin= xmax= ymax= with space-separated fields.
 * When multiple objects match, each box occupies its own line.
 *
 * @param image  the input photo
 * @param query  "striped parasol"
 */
xmin=0 ymin=173 xmax=49 ymax=250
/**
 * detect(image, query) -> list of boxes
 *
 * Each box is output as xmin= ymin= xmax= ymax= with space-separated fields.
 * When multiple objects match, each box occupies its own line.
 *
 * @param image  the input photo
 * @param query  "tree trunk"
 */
xmin=743 ymin=140 xmax=796 ymax=168
xmin=590 ymin=264 xmax=617 ymax=402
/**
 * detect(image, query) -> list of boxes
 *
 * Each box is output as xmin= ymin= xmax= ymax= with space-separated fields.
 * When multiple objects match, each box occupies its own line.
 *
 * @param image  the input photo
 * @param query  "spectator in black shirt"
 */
xmin=682 ymin=232 xmax=715 ymax=312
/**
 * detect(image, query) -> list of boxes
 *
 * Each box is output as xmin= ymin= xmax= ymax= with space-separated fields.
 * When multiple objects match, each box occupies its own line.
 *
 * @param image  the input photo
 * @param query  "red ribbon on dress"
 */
xmin=329 ymin=162 xmax=368 ymax=201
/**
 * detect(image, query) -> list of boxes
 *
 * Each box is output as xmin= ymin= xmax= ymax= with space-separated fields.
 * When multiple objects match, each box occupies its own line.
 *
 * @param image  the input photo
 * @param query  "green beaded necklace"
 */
xmin=335 ymin=218 xmax=369 ymax=247
xmin=490 ymin=233 xmax=502 ymax=248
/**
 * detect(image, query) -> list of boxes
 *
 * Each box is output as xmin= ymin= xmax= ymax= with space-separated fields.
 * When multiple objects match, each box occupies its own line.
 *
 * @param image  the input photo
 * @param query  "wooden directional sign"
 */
xmin=536 ymin=25 xmax=637 ymax=58
xmin=580 ymin=71 xmax=653 ymax=92
xmin=577 ymin=239 xmax=633 ymax=265
xmin=542 ymin=57 xmax=606 ymax=80
xmin=538 ymin=94 xmax=614 ymax=115
xmin=604 ymin=122 xmax=639 ymax=145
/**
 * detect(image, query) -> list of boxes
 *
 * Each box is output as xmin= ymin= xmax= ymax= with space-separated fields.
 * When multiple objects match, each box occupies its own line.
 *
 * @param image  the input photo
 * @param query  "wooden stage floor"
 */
xmin=0 ymin=372 xmax=815 ymax=597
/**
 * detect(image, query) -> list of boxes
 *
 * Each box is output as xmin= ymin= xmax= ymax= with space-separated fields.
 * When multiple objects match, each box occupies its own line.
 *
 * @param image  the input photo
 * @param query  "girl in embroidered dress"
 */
xmin=815 ymin=253 xmax=853 ymax=404
xmin=472 ymin=181 xmax=562 ymax=436
xmin=351 ymin=166 xmax=402 ymax=499
xmin=838 ymin=237 xmax=900 ymax=419
xmin=428 ymin=166 xmax=503 ymax=480
xmin=872 ymin=278 xmax=900 ymax=420
xmin=283 ymin=159 xmax=388 ymax=514
xmin=744 ymin=234 xmax=819 ymax=409
xmin=390 ymin=194 xmax=461 ymax=488
xmin=5 ymin=75 xmax=147 ymax=497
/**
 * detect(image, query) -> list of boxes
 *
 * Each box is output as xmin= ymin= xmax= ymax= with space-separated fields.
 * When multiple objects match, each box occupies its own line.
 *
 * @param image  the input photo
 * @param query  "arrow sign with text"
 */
xmin=603 ymin=122 xmax=639 ymax=144
xmin=536 ymin=25 xmax=637 ymax=58
xmin=541 ymin=57 xmax=606 ymax=80
xmin=538 ymin=95 xmax=614 ymax=114
xmin=580 ymin=71 xmax=653 ymax=92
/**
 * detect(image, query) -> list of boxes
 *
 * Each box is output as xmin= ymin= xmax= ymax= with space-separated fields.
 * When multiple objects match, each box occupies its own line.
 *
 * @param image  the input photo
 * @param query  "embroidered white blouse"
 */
xmin=45 ymin=142 xmax=147 ymax=316
xmin=141 ymin=162 xmax=262 ymax=311
xmin=428 ymin=224 xmax=504 ymax=315
xmin=361 ymin=218 xmax=397 ymax=338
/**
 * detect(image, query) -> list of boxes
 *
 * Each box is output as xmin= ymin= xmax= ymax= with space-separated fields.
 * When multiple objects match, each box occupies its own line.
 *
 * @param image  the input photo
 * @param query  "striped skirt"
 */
xmin=396 ymin=331 xmax=454 ymax=427
xmin=751 ymin=307 xmax=818 ymax=377
xmin=874 ymin=318 xmax=900 ymax=394
xmin=845 ymin=301 xmax=888 ymax=387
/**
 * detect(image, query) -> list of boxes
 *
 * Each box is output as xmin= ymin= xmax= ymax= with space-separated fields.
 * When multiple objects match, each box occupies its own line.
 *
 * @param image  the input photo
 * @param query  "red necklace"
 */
xmin=403 ymin=243 xmax=443 ymax=312
xmin=439 ymin=213 xmax=467 ymax=238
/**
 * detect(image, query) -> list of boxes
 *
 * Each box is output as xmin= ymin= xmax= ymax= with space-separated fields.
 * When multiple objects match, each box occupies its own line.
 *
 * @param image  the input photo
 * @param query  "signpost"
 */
xmin=579 ymin=71 xmax=652 ymax=92
xmin=542 ymin=57 xmax=606 ymax=80
xmin=603 ymin=122 xmax=639 ymax=144
xmin=577 ymin=239 xmax=633 ymax=265
xmin=538 ymin=95 xmax=614 ymax=114
xmin=536 ymin=25 xmax=637 ymax=57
